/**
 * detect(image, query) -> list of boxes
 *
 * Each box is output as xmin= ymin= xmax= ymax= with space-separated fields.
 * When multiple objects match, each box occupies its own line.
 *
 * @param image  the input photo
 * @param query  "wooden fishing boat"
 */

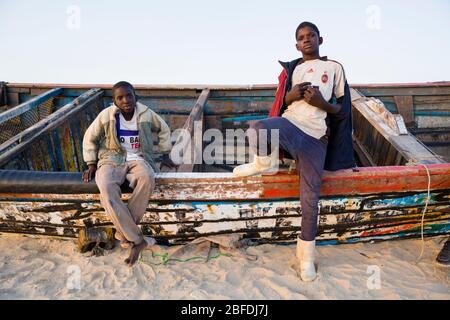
xmin=0 ymin=81 xmax=448 ymax=247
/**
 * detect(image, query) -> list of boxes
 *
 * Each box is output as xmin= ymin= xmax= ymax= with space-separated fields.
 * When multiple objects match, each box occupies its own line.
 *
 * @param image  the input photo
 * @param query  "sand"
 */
xmin=0 ymin=233 xmax=448 ymax=300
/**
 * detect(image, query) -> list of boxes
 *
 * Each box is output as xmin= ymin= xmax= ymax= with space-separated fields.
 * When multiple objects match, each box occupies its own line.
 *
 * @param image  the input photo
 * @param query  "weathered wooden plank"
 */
xmin=351 ymin=99 xmax=399 ymax=166
xmin=0 ymin=82 xmax=7 ymax=107
xmin=173 ymin=89 xmax=210 ymax=172
xmin=394 ymin=95 xmax=414 ymax=128
xmin=416 ymin=116 xmax=450 ymax=129
xmin=0 ymin=89 xmax=103 ymax=167
xmin=135 ymin=97 xmax=272 ymax=115
xmin=0 ymin=164 xmax=449 ymax=201
xmin=0 ymin=190 xmax=449 ymax=244
xmin=0 ymin=88 xmax=63 ymax=125
xmin=352 ymin=136 xmax=376 ymax=167
xmin=413 ymin=95 xmax=450 ymax=112
xmin=165 ymin=114 xmax=189 ymax=130
xmin=351 ymin=89 xmax=443 ymax=165
xmin=351 ymin=89 xmax=402 ymax=138
xmin=3 ymin=191 xmax=446 ymax=224
xmin=28 ymin=137 xmax=52 ymax=171
xmin=57 ymin=123 xmax=76 ymax=172
xmin=5 ymin=83 xmax=278 ymax=91
xmin=411 ymin=128 xmax=450 ymax=145
xmin=383 ymin=142 xmax=398 ymax=167
xmin=6 ymin=81 xmax=450 ymax=91
xmin=354 ymin=83 xmax=450 ymax=97
xmin=4 ymin=87 xmax=30 ymax=94
xmin=69 ymin=110 xmax=95 ymax=172
xmin=208 ymin=89 xmax=275 ymax=98
xmin=137 ymin=97 xmax=197 ymax=114
xmin=424 ymin=146 xmax=450 ymax=162
xmin=3 ymin=205 xmax=449 ymax=232
xmin=389 ymin=135 xmax=445 ymax=165
xmin=205 ymin=98 xmax=272 ymax=115
xmin=6 ymin=93 xmax=19 ymax=107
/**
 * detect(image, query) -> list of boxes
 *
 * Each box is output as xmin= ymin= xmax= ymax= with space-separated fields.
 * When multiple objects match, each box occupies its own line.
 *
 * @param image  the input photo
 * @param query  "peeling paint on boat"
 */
xmin=0 ymin=187 xmax=448 ymax=244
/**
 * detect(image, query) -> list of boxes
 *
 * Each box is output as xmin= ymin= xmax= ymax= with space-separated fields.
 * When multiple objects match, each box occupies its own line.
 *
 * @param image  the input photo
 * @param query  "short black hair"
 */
xmin=112 ymin=81 xmax=136 ymax=97
xmin=295 ymin=21 xmax=320 ymax=40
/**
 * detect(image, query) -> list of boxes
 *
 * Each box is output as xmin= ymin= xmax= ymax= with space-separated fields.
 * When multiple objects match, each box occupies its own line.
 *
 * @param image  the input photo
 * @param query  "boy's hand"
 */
xmin=284 ymin=82 xmax=311 ymax=106
xmin=160 ymin=154 xmax=178 ymax=169
xmin=304 ymin=87 xmax=327 ymax=109
xmin=82 ymin=164 xmax=97 ymax=182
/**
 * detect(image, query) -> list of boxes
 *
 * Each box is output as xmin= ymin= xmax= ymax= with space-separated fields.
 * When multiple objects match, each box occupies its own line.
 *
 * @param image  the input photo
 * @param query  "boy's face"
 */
xmin=113 ymin=86 xmax=137 ymax=114
xmin=295 ymin=26 xmax=322 ymax=56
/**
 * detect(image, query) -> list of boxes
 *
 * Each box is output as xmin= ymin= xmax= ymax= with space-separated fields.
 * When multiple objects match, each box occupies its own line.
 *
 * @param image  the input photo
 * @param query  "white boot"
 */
xmin=296 ymin=238 xmax=317 ymax=282
xmin=233 ymin=150 xmax=279 ymax=177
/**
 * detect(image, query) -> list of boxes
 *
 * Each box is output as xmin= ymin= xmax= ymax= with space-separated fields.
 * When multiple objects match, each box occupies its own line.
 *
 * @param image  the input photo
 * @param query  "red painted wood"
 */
xmin=261 ymin=164 xmax=450 ymax=198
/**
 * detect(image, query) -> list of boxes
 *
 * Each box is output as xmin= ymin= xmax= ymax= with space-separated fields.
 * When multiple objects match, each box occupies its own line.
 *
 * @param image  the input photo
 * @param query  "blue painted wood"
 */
xmin=54 ymin=97 xmax=77 ymax=110
xmin=52 ymin=129 xmax=65 ymax=171
xmin=0 ymin=89 xmax=103 ymax=168
xmin=45 ymin=136 xmax=58 ymax=171
xmin=415 ymin=111 xmax=450 ymax=117
xmin=222 ymin=115 xmax=266 ymax=123
xmin=0 ymin=88 xmax=63 ymax=124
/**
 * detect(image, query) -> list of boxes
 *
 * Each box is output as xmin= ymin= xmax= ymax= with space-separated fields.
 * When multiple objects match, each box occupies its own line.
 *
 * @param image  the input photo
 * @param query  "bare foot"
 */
xmin=115 ymin=231 xmax=133 ymax=249
xmin=124 ymin=240 xmax=147 ymax=266
xmin=117 ymin=240 xmax=133 ymax=249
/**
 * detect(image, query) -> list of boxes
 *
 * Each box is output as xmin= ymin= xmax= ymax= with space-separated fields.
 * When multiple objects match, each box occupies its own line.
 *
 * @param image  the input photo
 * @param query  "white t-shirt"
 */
xmin=118 ymin=111 xmax=145 ymax=162
xmin=282 ymin=59 xmax=346 ymax=139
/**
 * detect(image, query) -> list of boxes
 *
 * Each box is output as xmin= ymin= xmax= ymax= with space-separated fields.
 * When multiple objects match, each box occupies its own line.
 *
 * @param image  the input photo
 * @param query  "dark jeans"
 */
xmin=250 ymin=117 xmax=327 ymax=241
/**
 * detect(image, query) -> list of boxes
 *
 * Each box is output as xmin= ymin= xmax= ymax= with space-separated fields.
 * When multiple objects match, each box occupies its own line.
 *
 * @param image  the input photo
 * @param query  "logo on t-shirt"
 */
xmin=321 ymin=72 xmax=328 ymax=84
xmin=119 ymin=134 xmax=140 ymax=149
xmin=307 ymin=68 xmax=314 ymax=73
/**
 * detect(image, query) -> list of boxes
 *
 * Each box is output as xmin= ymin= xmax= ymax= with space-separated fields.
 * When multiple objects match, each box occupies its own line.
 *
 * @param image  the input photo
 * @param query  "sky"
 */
xmin=1 ymin=0 xmax=449 ymax=85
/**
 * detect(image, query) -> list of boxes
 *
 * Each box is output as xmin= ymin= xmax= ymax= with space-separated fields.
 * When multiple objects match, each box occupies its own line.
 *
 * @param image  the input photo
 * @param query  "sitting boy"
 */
xmin=82 ymin=81 xmax=176 ymax=266
xmin=234 ymin=22 xmax=355 ymax=281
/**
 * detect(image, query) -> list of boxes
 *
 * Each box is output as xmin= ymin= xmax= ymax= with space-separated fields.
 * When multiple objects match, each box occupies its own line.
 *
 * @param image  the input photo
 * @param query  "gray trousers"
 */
xmin=95 ymin=161 xmax=155 ymax=244
xmin=250 ymin=117 xmax=328 ymax=241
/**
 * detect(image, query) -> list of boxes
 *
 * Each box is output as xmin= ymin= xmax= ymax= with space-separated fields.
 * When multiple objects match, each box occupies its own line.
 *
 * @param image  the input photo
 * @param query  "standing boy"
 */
xmin=234 ymin=22 xmax=355 ymax=281
xmin=82 ymin=81 xmax=176 ymax=266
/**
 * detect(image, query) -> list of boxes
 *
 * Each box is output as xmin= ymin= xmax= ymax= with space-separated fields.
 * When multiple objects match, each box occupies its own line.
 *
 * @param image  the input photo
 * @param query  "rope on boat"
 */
xmin=138 ymin=251 xmax=232 ymax=266
xmin=416 ymin=163 xmax=431 ymax=262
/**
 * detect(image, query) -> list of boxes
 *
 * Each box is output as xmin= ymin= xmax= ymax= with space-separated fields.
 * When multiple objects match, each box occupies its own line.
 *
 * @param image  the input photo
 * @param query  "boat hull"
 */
xmin=0 ymin=165 xmax=449 ymax=245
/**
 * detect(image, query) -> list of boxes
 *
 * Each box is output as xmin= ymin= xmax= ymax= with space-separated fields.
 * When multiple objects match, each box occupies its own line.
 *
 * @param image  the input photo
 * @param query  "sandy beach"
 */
xmin=0 ymin=233 xmax=448 ymax=300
